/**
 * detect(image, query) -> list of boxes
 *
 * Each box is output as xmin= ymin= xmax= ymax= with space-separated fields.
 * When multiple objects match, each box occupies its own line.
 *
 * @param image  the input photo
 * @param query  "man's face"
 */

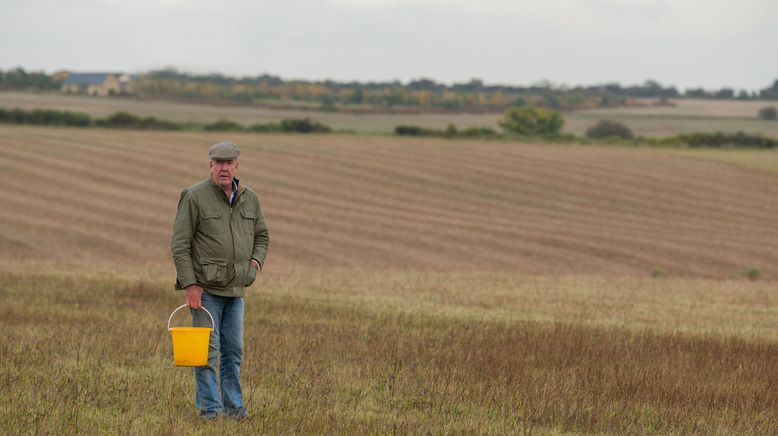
xmin=209 ymin=159 xmax=239 ymax=188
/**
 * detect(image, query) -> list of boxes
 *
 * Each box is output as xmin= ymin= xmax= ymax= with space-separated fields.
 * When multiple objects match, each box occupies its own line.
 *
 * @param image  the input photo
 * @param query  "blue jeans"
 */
xmin=191 ymin=292 xmax=247 ymax=418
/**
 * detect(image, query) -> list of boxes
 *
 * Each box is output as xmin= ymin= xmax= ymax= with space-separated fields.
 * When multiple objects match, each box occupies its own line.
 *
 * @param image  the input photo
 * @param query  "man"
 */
xmin=171 ymin=141 xmax=269 ymax=420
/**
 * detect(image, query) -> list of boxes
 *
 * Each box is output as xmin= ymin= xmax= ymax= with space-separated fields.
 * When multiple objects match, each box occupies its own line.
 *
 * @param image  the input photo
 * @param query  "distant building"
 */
xmin=61 ymin=72 xmax=134 ymax=96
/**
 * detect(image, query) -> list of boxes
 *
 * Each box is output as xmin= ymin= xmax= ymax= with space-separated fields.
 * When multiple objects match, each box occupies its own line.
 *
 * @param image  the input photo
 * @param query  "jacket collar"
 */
xmin=208 ymin=176 xmax=245 ymax=203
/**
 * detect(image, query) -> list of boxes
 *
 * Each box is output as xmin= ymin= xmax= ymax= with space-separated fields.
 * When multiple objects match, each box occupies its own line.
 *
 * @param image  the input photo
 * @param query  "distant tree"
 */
xmin=408 ymin=78 xmax=441 ymax=91
xmin=319 ymin=95 xmax=336 ymax=111
xmin=499 ymin=106 xmax=564 ymax=137
xmin=511 ymin=96 xmax=527 ymax=107
xmin=714 ymin=88 xmax=735 ymax=99
xmin=541 ymin=94 xmax=561 ymax=109
xmin=759 ymin=79 xmax=778 ymax=99
xmin=586 ymin=120 xmax=634 ymax=139
xmin=347 ymin=88 xmax=364 ymax=104
xmin=685 ymin=88 xmax=710 ymax=98
xmin=643 ymin=79 xmax=662 ymax=94
xmin=0 ymin=67 xmax=58 ymax=91
xmin=758 ymin=106 xmax=777 ymax=120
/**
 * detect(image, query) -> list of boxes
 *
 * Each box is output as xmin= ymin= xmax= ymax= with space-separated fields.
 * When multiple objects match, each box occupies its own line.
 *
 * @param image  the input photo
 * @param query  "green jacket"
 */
xmin=171 ymin=177 xmax=269 ymax=297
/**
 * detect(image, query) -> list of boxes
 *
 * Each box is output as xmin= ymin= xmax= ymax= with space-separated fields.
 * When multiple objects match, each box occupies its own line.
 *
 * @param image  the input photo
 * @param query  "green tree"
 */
xmin=586 ymin=120 xmax=634 ymax=139
xmin=498 ymin=106 xmax=564 ymax=137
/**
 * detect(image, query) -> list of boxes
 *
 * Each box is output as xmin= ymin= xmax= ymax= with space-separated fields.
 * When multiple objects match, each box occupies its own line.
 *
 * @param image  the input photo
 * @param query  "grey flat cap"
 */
xmin=209 ymin=141 xmax=240 ymax=160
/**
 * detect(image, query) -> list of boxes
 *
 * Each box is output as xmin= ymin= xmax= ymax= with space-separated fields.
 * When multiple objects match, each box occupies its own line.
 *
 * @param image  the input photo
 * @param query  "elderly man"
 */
xmin=171 ymin=141 xmax=269 ymax=420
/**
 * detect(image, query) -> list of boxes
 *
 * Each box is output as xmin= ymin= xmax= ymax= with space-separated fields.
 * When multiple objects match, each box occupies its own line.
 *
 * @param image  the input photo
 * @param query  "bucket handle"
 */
xmin=167 ymin=304 xmax=215 ymax=331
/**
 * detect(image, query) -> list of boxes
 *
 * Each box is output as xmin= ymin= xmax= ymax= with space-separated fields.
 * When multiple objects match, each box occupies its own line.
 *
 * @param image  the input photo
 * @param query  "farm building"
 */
xmin=61 ymin=72 xmax=134 ymax=96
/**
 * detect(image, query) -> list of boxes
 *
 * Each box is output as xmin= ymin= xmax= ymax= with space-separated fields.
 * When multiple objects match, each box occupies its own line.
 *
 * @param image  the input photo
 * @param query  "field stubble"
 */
xmin=1 ymin=271 xmax=777 ymax=434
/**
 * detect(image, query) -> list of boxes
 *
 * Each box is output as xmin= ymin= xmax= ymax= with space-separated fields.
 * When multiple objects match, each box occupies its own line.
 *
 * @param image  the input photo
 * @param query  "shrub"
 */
xmin=674 ymin=132 xmax=777 ymax=149
xmin=395 ymin=124 xmax=500 ymax=139
xmin=758 ymin=106 xmax=777 ymax=120
xmin=279 ymin=118 xmax=331 ymax=133
xmin=100 ymin=111 xmax=140 ymax=127
xmin=650 ymin=268 xmax=665 ymax=278
xmin=98 ymin=112 xmax=179 ymax=130
xmin=459 ymin=127 xmax=499 ymax=138
xmin=498 ymin=106 xmax=564 ymax=137
xmin=248 ymin=118 xmax=331 ymax=134
xmin=204 ymin=119 xmax=244 ymax=131
xmin=0 ymin=108 xmax=92 ymax=127
xmin=395 ymin=125 xmax=437 ymax=136
xmin=586 ymin=120 xmax=634 ymax=139
xmin=744 ymin=268 xmax=761 ymax=281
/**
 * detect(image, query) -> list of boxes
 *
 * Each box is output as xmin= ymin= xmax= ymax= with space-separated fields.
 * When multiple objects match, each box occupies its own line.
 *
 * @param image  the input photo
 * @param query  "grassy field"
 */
xmin=3 ymin=272 xmax=778 ymax=434
xmin=3 ymin=91 xmax=778 ymax=137
xmin=1 ymin=126 xmax=777 ymax=433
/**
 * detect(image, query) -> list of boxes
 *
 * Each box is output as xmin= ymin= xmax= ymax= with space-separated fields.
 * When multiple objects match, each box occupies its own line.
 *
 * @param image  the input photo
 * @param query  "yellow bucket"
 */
xmin=167 ymin=304 xmax=214 ymax=367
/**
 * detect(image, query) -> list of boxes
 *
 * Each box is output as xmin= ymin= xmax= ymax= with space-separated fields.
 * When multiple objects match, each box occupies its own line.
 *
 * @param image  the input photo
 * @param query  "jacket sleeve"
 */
xmin=251 ymin=197 xmax=270 ymax=269
xmin=171 ymin=189 xmax=198 ymax=289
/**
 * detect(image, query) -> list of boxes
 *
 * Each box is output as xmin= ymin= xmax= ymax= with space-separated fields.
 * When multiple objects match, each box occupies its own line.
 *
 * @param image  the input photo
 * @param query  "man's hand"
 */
xmin=251 ymin=259 xmax=260 ymax=270
xmin=186 ymin=285 xmax=203 ymax=309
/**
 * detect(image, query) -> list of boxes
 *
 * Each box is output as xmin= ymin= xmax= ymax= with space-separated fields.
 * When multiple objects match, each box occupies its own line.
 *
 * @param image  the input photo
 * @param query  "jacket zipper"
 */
xmin=229 ymin=194 xmax=239 ymax=295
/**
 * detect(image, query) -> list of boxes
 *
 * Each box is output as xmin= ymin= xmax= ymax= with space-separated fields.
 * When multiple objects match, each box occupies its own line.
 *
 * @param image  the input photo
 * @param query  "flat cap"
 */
xmin=209 ymin=141 xmax=240 ymax=160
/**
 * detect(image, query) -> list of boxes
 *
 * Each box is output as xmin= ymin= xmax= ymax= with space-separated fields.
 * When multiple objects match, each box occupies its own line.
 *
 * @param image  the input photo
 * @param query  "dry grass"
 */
xmin=581 ymin=99 xmax=778 ymax=118
xmin=258 ymin=270 xmax=778 ymax=340
xmin=2 ymin=271 xmax=777 ymax=434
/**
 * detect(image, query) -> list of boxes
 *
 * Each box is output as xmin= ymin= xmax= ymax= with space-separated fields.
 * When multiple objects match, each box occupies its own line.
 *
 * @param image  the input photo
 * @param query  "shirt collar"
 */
xmin=229 ymin=178 xmax=240 ymax=205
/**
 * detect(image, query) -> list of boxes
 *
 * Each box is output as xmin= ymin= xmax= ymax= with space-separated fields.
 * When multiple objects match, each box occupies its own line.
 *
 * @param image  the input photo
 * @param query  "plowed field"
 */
xmin=1 ymin=125 xmax=776 ymax=278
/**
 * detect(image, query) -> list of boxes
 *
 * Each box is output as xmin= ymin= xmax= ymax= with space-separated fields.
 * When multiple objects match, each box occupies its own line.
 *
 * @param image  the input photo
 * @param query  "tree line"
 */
xmin=396 ymin=107 xmax=778 ymax=149
xmin=2 ymin=67 xmax=778 ymax=113
xmin=0 ymin=108 xmax=330 ymax=133
xmin=1 ymin=106 xmax=774 ymax=148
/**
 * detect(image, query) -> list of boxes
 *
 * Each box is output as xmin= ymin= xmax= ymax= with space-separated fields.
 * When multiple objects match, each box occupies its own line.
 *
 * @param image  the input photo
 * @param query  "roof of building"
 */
xmin=63 ymin=73 xmax=115 ymax=86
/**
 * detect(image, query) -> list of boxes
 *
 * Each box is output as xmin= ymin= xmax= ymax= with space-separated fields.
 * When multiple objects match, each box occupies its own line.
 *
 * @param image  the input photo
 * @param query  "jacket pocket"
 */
xmin=199 ymin=210 xmax=223 ymax=235
xmin=244 ymin=261 xmax=258 ymax=287
xmin=202 ymin=257 xmax=229 ymax=286
xmin=240 ymin=208 xmax=256 ymax=236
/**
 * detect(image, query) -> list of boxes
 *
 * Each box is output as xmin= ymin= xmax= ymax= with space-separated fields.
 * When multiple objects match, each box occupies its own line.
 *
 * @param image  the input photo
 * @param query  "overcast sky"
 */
xmin=1 ymin=0 xmax=776 ymax=90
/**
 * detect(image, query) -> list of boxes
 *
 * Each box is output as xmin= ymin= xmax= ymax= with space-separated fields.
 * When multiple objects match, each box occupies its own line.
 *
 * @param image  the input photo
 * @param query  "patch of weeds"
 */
xmin=744 ymin=268 xmax=761 ymax=281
